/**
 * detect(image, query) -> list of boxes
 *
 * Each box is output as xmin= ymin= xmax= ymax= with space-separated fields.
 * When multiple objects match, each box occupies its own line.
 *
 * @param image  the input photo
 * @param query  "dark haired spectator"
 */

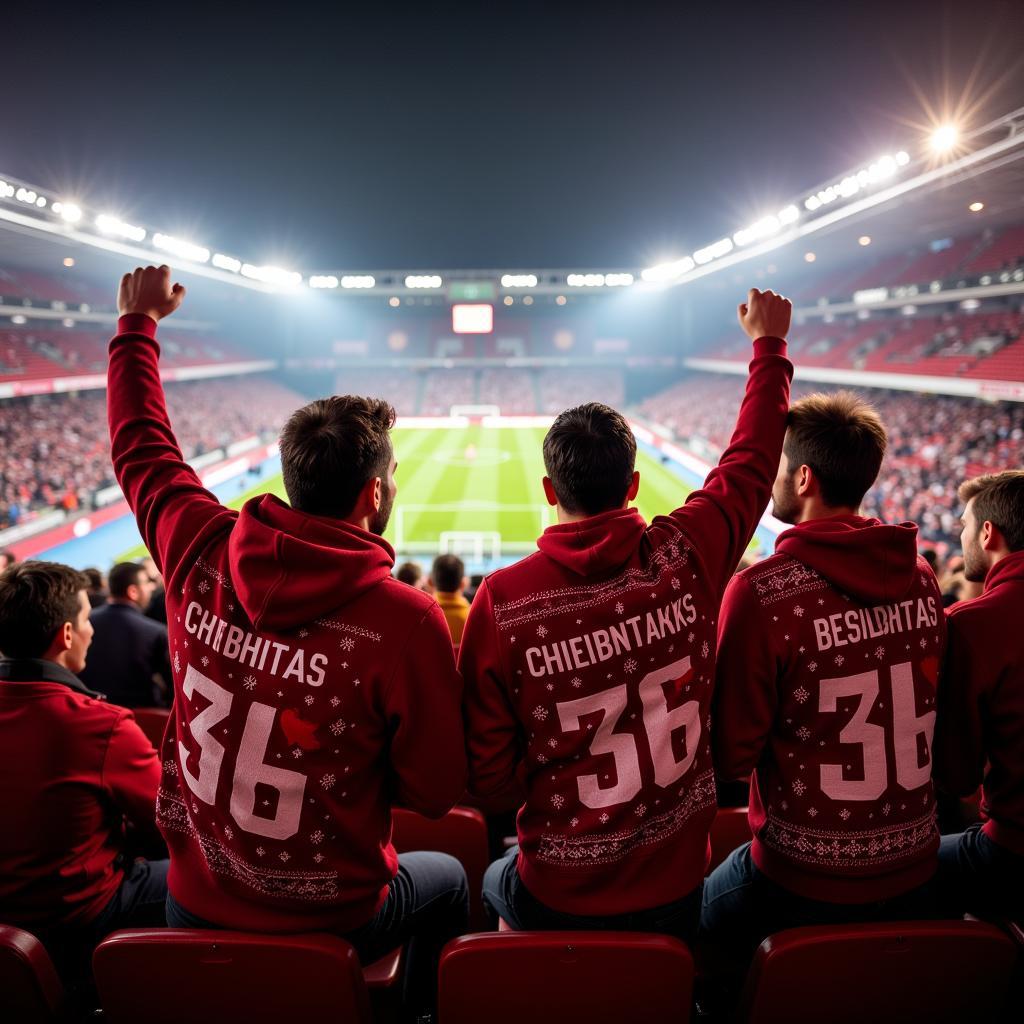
xmin=0 ymin=549 xmax=16 ymax=571
xmin=78 ymin=562 xmax=170 ymax=708
xmin=0 ymin=560 xmax=166 ymax=987
xmin=82 ymin=566 xmax=107 ymax=608
xmin=141 ymin=555 xmax=167 ymax=625
xmin=430 ymin=554 xmax=469 ymax=646
xmin=396 ymin=560 xmax=428 ymax=591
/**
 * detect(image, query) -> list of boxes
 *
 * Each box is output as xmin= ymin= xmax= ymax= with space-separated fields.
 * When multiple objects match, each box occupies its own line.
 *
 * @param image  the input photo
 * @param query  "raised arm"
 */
xmin=108 ymin=266 xmax=234 ymax=580
xmin=665 ymin=289 xmax=793 ymax=597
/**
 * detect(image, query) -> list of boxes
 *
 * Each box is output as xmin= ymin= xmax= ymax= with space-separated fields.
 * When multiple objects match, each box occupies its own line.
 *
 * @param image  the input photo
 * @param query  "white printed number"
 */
xmin=179 ymin=664 xmax=307 ymax=839
xmin=556 ymin=658 xmax=700 ymax=809
xmin=818 ymin=662 xmax=935 ymax=802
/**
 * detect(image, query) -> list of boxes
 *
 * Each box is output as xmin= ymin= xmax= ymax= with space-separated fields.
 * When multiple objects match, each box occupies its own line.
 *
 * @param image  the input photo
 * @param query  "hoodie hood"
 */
xmin=985 ymin=548 xmax=1024 ymax=593
xmin=775 ymin=514 xmax=921 ymax=604
xmin=537 ymin=507 xmax=647 ymax=577
xmin=227 ymin=494 xmax=394 ymax=632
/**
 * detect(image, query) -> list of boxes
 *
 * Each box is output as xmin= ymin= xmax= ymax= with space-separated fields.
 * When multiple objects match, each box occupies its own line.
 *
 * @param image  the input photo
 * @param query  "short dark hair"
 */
xmin=395 ymin=561 xmax=423 ymax=586
xmin=108 ymin=561 xmax=145 ymax=599
xmin=543 ymin=402 xmax=637 ymax=516
xmin=82 ymin=567 xmax=105 ymax=590
xmin=432 ymin=554 xmax=465 ymax=593
xmin=279 ymin=396 xmax=396 ymax=518
xmin=784 ymin=391 xmax=887 ymax=509
xmin=0 ymin=550 xmax=16 ymax=570
xmin=0 ymin=560 xmax=88 ymax=658
xmin=959 ymin=471 xmax=1024 ymax=551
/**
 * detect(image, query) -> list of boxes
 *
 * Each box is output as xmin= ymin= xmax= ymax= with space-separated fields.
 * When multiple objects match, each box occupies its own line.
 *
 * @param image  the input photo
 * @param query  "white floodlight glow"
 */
xmin=309 ymin=275 xmax=339 ymax=289
xmin=960 ymin=298 xmax=981 ymax=311
xmin=693 ymin=237 xmax=733 ymax=265
xmin=55 ymin=201 xmax=82 ymax=223
xmin=341 ymin=275 xmax=375 ymax=288
xmin=212 ymin=253 xmax=242 ymax=273
xmin=15 ymin=187 xmax=39 ymax=204
xmin=0 ymin=180 xmax=13 ymax=198
xmin=802 ymin=151 xmax=906 ymax=213
xmin=500 ymin=273 xmax=538 ymax=288
xmin=567 ymin=273 xmax=607 ymax=287
xmin=36 ymin=196 xmax=47 ymax=207
xmin=405 ymin=274 xmax=443 ymax=288
xmin=240 ymin=264 xmax=302 ymax=287
xmin=734 ymin=215 xmax=780 ymax=247
xmin=853 ymin=287 xmax=888 ymax=305
xmin=96 ymin=213 xmax=147 ymax=242
xmin=604 ymin=273 xmax=633 ymax=286
xmin=153 ymin=233 xmax=211 ymax=264
xmin=896 ymin=150 xmax=910 ymax=166
xmin=641 ymin=256 xmax=695 ymax=283
xmin=930 ymin=124 xmax=959 ymax=154
xmin=11 ymin=314 xmax=27 ymax=325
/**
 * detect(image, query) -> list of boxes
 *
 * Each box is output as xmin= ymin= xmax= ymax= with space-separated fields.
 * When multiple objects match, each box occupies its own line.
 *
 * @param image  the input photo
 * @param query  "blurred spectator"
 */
xmin=396 ymin=560 xmax=429 ymax=591
xmin=140 ymin=555 xmax=167 ymax=625
xmin=0 ymin=549 xmax=16 ymax=571
xmin=82 ymin=567 xmax=107 ymax=608
xmin=78 ymin=562 xmax=171 ymax=708
xmin=430 ymin=554 xmax=470 ymax=646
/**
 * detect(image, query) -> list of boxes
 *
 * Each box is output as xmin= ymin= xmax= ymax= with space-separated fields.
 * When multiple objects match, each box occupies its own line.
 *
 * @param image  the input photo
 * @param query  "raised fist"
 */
xmin=118 ymin=265 xmax=186 ymax=321
xmin=737 ymin=288 xmax=791 ymax=341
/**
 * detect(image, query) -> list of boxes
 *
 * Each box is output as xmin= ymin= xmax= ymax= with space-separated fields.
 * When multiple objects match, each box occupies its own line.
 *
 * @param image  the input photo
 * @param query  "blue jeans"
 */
xmin=482 ymin=845 xmax=702 ymax=943
xmin=937 ymin=824 xmax=1023 ymax=919
xmin=167 ymin=851 xmax=468 ymax=1018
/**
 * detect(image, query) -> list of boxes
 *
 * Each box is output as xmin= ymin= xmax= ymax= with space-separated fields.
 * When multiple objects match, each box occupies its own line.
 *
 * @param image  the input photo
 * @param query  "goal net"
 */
xmin=439 ymin=531 xmax=502 ymax=562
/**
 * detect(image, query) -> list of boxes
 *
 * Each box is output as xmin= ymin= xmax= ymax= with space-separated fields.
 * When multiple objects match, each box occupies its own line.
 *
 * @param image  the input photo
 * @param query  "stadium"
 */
xmin=1 ymin=4 xmax=1023 ymax=1022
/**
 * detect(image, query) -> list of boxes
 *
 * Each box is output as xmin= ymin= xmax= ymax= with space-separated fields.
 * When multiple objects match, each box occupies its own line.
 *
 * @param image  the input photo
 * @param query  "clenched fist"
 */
xmin=118 ymin=265 xmax=186 ymax=321
xmin=738 ymin=288 xmax=791 ymax=341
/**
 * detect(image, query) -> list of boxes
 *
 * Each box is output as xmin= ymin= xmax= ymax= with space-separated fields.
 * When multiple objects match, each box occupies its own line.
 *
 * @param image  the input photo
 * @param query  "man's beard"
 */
xmin=962 ymin=538 xmax=988 ymax=583
xmin=771 ymin=471 xmax=800 ymax=525
xmin=369 ymin=487 xmax=394 ymax=537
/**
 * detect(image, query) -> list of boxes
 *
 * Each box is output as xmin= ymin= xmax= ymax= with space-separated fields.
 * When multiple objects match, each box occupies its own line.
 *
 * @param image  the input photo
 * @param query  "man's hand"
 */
xmin=738 ymin=288 xmax=791 ymax=341
xmin=118 ymin=265 xmax=186 ymax=321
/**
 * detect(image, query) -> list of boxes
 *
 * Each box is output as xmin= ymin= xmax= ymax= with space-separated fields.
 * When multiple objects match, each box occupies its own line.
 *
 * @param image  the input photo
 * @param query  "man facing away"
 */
xmin=78 ymin=560 xmax=170 ymax=708
xmin=703 ymin=392 xmax=945 ymax=971
xmin=0 ymin=561 xmax=166 ymax=973
xmin=934 ymin=470 xmax=1024 ymax=919
xmin=460 ymin=289 xmax=793 ymax=937
xmin=107 ymin=266 xmax=467 ymax=1018
xmin=430 ymin=554 xmax=471 ymax=646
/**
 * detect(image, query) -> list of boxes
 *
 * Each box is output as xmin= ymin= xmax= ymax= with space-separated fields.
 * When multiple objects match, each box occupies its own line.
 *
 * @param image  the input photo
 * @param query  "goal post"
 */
xmin=438 ymin=531 xmax=503 ymax=562
xmin=450 ymin=404 xmax=500 ymax=419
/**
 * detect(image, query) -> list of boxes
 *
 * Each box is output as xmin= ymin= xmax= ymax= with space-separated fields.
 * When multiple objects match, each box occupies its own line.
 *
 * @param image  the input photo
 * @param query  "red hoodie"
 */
xmin=460 ymin=336 xmax=792 ymax=916
xmin=934 ymin=549 xmax=1024 ymax=854
xmin=107 ymin=315 xmax=466 ymax=933
xmin=714 ymin=515 xmax=944 ymax=903
xmin=0 ymin=659 xmax=160 ymax=929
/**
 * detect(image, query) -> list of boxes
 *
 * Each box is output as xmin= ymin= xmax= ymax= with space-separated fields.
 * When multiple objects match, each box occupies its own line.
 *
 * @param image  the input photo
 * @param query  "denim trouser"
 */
xmin=167 ymin=851 xmax=468 ymax=1018
xmin=937 ymin=823 xmax=1023 ymax=919
xmin=482 ymin=845 xmax=703 ymax=943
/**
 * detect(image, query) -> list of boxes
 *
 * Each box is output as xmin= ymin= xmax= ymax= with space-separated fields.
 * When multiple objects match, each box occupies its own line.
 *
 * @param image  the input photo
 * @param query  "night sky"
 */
xmin=4 ymin=1 xmax=1023 ymax=271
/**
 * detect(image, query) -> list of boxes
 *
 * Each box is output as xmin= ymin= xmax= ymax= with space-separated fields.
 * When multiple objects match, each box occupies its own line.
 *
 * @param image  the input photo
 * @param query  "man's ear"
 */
xmin=980 ymin=520 xmax=1000 ymax=552
xmin=795 ymin=464 xmax=814 ymax=498
xmin=626 ymin=471 xmax=640 ymax=503
xmin=542 ymin=477 xmax=559 ymax=507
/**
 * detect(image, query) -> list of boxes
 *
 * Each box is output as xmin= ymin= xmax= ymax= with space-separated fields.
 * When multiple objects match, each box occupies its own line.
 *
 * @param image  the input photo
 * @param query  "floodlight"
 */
xmin=309 ymin=275 xmax=339 ymax=289
xmin=153 ymin=233 xmax=211 ymax=263
xmin=212 ymin=253 xmax=242 ymax=273
xmin=968 ymin=201 xmax=984 ymax=213
xmin=341 ymin=275 xmax=375 ymax=288
xmin=96 ymin=214 xmax=147 ymax=242
xmin=641 ymin=256 xmax=695 ymax=283
xmin=930 ymin=124 xmax=959 ymax=154
xmin=500 ymin=274 xmax=537 ymax=288
xmin=405 ymin=275 xmax=443 ymax=288
xmin=55 ymin=202 xmax=82 ymax=223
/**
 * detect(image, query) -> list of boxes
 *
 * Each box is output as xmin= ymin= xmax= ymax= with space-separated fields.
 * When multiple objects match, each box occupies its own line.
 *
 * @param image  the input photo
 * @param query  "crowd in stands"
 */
xmin=0 ymin=376 xmax=302 ymax=529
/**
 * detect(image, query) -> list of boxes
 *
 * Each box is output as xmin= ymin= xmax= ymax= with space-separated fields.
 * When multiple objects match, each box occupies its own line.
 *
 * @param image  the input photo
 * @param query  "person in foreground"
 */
xmin=460 ymin=289 xmax=794 ymax=937
xmin=934 ymin=470 xmax=1024 ymax=919
xmin=702 ymin=392 xmax=946 ymax=978
xmin=108 ymin=265 xmax=468 ymax=1020
xmin=0 ymin=561 xmax=167 ymax=980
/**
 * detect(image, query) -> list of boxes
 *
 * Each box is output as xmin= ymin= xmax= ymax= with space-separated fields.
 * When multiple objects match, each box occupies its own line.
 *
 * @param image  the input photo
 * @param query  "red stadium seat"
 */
xmin=391 ymin=805 xmax=491 ymax=930
xmin=707 ymin=806 xmax=752 ymax=873
xmin=0 ymin=924 xmax=67 ymax=1023
xmin=93 ymin=928 xmax=377 ymax=1024
xmin=438 ymin=931 xmax=694 ymax=1024
xmin=737 ymin=920 xmax=1017 ymax=1024
xmin=131 ymin=707 xmax=170 ymax=750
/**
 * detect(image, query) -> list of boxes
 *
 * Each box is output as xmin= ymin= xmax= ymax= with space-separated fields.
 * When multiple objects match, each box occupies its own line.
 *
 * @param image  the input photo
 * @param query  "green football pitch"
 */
xmin=119 ymin=425 xmax=696 ymax=562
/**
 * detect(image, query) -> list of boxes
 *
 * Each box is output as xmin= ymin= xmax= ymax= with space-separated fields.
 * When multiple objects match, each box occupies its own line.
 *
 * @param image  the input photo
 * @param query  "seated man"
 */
xmin=108 ymin=266 xmax=467 ymax=1019
xmin=703 ymin=392 xmax=945 ymax=970
xmin=0 ymin=561 xmax=167 ymax=968
xmin=460 ymin=289 xmax=793 ymax=938
xmin=430 ymin=554 xmax=470 ymax=646
xmin=935 ymin=470 xmax=1024 ymax=919
xmin=79 ymin=561 xmax=170 ymax=707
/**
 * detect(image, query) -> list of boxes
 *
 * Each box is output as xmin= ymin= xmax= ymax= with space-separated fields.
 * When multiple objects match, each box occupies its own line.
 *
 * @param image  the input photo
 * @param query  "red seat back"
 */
xmin=738 ymin=920 xmax=1017 ymax=1024
xmin=0 ymin=925 xmax=66 ymax=1023
xmin=707 ymin=806 xmax=752 ymax=873
xmin=93 ymin=928 xmax=371 ymax=1024
xmin=391 ymin=806 xmax=490 ymax=929
xmin=438 ymin=931 xmax=694 ymax=1024
xmin=131 ymin=708 xmax=170 ymax=750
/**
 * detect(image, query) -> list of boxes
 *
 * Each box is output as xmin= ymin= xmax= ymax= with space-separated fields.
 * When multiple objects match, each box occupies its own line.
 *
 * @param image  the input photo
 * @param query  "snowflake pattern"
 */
xmin=570 ymin=676 xmax=583 ymax=689
xmin=874 ymin=646 xmax=886 ymax=659
xmin=635 ymin=803 xmax=647 ymax=817
xmin=834 ymin=655 xmax=845 ymax=666
xmin=321 ymin=774 xmax=336 ymax=789
xmin=339 ymin=637 xmax=356 ymax=652
xmin=532 ymin=705 xmax=549 ymax=722
xmin=163 ymin=759 xmax=178 ymax=776
xmin=313 ymin=853 xmax=325 ymax=863
xmin=551 ymin=794 xmax=565 ymax=809
xmin=330 ymin=696 xmax=340 ymax=707
xmin=536 ymin=753 xmax=549 ymax=764
xmin=310 ymin=830 xmax=324 ymax=844
xmin=671 ymin=577 xmax=681 ymax=591
xmin=298 ymin=629 xmax=309 ymax=638
xmin=291 ymin=749 xmax=303 ymax=759
xmin=255 ymin=846 xmax=265 ymax=857
xmin=920 ymin=638 xmax=928 ymax=649
xmin=200 ymin=655 xmax=210 ymax=668
xmin=793 ymin=604 xmax=805 ymax=617
xmin=570 ymin=817 xmax=579 ymax=828
xmin=304 ymin=694 xmax=314 ymax=706
xmin=796 ymin=726 xmax=811 ymax=741
xmin=330 ymin=719 xmax=347 ymax=736
xmin=223 ymin=825 xmax=233 ymax=840
xmin=793 ymin=686 xmax=810 ymax=703
xmin=536 ymin=624 xmax=548 ymax=638
xmin=547 ymin=737 xmax=558 ymax=748
xmin=545 ymin=683 xmax=554 ymax=692
xmin=242 ymin=674 xmax=257 ymax=691
xmin=792 ymin=779 xmax=807 ymax=796
xmin=839 ymin=808 xmax=851 ymax=820
xmin=599 ymin=812 xmax=609 ymax=824
xmin=882 ymin=802 xmax=892 ymax=816
xmin=197 ymin=580 xmax=211 ymax=594
xmin=615 ymin=602 xmax=624 ymax=615
xmin=173 ymin=652 xmax=182 ymax=675
xmin=279 ymin=852 xmax=290 ymax=863
xmin=808 ymin=807 xmax=818 ymax=818
xmin=624 ymin=658 xmax=638 ymax=674
xmin=701 ymin=641 xmax=710 ymax=659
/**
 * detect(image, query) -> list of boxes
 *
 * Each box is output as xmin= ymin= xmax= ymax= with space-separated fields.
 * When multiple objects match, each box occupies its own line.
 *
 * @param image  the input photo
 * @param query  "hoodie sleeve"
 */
xmin=102 ymin=712 xmax=162 ymax=838
xmin=459 ymin=578 xmax=527 ymax=804
xmin=666 ymin=337 xmax=792 ymax=597
xmin=108 ymin=315 xmax=234 ymax=580
xmin=933 ymin=608 xmax=987 ymax=797
xmin=385 ymin=601 xmax=467 ymax=817
xmin=712 ymin=573 xmax=778 ymax=780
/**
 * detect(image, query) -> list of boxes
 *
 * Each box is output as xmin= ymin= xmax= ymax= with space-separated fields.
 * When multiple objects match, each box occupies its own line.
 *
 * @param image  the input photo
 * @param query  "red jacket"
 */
xmin=107 ymin=315 xmax=466 ymax=933
xmin=0 ymin=658 xmax=160 ymax=929
xmin=714 ymin=515 xmax=944 ymax=903
xmin=935 ymin=549 xmax=1024 ymax=854
xmin=460 ymin=336 xmax=792 ymax=916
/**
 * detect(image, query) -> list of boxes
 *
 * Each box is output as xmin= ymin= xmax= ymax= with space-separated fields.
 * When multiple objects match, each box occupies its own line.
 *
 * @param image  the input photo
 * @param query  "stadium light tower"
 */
xmin=929 ymin=123 xmax=959 ymax=154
